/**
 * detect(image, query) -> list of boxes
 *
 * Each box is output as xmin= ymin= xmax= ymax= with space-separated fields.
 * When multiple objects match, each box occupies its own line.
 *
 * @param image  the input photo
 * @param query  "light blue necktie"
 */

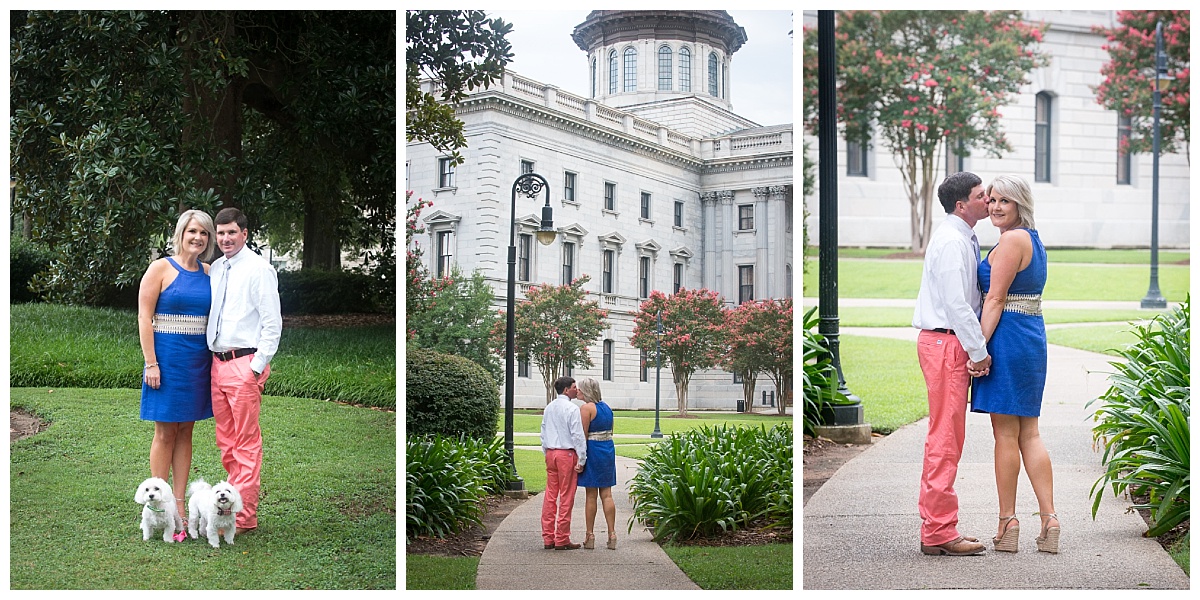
xmin=214 ymin=261 xmax=231 ymax=340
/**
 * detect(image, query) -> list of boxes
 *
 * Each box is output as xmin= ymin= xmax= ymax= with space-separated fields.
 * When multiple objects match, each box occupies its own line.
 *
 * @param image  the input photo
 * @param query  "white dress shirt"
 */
xmin=540 ymin=394 xmax=587 ymax=465
xmin=207 ymin=245 xmax=283 ymax=374
xmin=912 ymin=214 xmax=989 ymax=362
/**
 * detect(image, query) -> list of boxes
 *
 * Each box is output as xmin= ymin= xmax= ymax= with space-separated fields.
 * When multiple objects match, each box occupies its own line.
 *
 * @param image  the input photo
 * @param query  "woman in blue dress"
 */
xmin=970 ymin=175 xmax=1058 ymax=554
xmin=137 ymin=210 xmax=216 ymax=529
xmin=576 ymin=377 xmax=617 ymax=550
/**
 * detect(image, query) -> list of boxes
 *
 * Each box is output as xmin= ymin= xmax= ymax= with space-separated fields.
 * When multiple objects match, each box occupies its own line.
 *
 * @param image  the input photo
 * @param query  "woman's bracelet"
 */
xmin=145 ymin=362 xmax=159 ymax=369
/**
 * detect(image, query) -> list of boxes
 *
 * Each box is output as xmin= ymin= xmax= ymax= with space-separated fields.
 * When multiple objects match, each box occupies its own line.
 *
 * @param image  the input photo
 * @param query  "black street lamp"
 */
xmin=1140 ymin=20 xmax=1172 ymax=310
xmin=504 ymin=173 xmax=557 ymax=493
xmin=651 ymin=309 xmax=664 ymax=439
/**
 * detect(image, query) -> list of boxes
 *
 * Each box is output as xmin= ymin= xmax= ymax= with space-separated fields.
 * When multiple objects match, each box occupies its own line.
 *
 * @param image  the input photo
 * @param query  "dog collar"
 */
xmin=217 ymin=508 xmax=232 ymax=516
xmin=146 ymin=504 xmax=165 ymax=513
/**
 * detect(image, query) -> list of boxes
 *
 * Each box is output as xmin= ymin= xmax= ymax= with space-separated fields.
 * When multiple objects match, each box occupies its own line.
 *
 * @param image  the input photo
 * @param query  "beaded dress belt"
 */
xmin=992 ymin=293 xmax=1043 ymax=316
xmin=587 ymin=431 xmax=613 ymax=441
xmin=152 ymin=313 xmax=207 ymax=335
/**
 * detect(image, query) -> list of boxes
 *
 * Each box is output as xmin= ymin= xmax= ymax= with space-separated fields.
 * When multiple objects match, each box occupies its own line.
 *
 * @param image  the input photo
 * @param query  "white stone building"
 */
xmin=406 ymin=10 xmax=793 ymax=410
xmin=803 ymin=10 xmax=1190 ymax=250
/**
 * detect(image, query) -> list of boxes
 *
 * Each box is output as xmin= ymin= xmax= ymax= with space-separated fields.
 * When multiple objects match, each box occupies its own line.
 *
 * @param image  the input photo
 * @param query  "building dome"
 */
xmin=571 ymin=11 xmax=747 ymax=110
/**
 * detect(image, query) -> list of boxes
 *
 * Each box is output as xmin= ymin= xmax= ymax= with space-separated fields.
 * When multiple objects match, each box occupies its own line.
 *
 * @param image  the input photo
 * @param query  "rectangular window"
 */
xmin=674 ymin=201 xmax=684 ymax=227
xmin=846 ymin=139 xmax=868 ymax=177
xmin=1117 ymin=115 xmax=1132 ymax=185
xmin=641 ymin=192 xmax=651 ymax=219
xmin=673 ymin=263 xmax=683 ymax=293
xmin=562 ymin=242 xmax=575 ymax=284
xmin=603 ymin=340 xmax=613 ymax=381
xmin=738 ymin=204 xmax=754 ymax=230
xmin=1035 ymin=92 xmax=1052 ymax=183
xmin=658 ymin=47 xmax=672 ymax=91
xmin=733 ymin=371 xmax=743 ymax=384
xmin=517 ymin=233 xmax=532 ymax=282
xmin=564 ymin=171 xmax=576 ymax=202
xmin=640 ymin=349 xmax=648 ymax=382
xmin=639 ymin=256 xmax=650 ymax=299
xmin=679 ymin=49 xmax=691 ymax=92
xmin=945 ymin=137 xmax=965 ymax=176
xmin=738 ymin=265 xmax=754 ymax=304
xmin=624 ymin=48 xmax=637 ymax=92
xmin=566 ymin=361 xmax=573 ymax=377
xmin=520 ymin=159 xmax=534 ymax=175
xmin=602 ymin=249 xmax=615 ymax=294
xmin=436 ymin=231 xmax=454 ymax=278
xmin=604 ymin=182 xmax=616 ymax=211
xmin=438 ymin=157 xmax=456 ymax=188
xmin=518 ymin=358 xmax=530 ymax=378
xmin=708 ymin=54 xmax=718 ymax=96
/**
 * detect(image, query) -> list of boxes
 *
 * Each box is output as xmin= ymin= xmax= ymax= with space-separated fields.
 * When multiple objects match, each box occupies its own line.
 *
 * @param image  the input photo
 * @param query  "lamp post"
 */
xmin=505 ymin=173 xmax=557 ymax=493
xmin=651 ymin=309 xmax=664 ymax=439
xmin=1140 ymin=20 xmax=1172 ymax=309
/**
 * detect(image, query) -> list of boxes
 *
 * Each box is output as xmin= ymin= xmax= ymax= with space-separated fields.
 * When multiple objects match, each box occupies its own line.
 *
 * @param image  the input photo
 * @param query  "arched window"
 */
xmin=623 ymin=47 xmax=637 ymax=92
xmin=679 ymin=47 xmax=691 ymax=92
xmin=591 ymin=58 xmax=597 ymax=98
xmin=658 ymin=45 xmax=672 ymax=91
xmin=708 ymin=52 xmax=718 ymax=96
xmin=608 ymin=50 xmax=617 ymax=94
xmin=1035 ymin=92 xmax=1052 ymax=182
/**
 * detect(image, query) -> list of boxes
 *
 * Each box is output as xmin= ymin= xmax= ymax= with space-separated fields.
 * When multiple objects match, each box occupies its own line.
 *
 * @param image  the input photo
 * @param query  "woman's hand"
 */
xmin=144 ymin=364 xmax=161 ymax=389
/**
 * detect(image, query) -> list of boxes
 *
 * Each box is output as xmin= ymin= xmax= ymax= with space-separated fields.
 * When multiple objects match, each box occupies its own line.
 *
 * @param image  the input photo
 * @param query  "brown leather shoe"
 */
xmin=235 ymin=527 xmax=254 ymax=535
xmin=921 ymin=536 xmax=985 ymax=556
xmin=544 ymin=543 xmax=554 ymax=549
xmin=554 ymin=542 xmax=582 ymax=550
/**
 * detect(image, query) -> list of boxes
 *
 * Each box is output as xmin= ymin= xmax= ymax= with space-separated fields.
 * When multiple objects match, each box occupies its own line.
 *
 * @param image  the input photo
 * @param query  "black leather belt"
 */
xmin=931 ymin=328 xmax=955 ymax=335
xmin=213 ymin=348 xmax=256 ymax=361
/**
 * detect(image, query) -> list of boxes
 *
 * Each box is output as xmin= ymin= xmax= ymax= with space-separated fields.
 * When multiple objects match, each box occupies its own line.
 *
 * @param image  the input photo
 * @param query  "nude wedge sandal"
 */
xmin=1036 ymin=513 xmax=1060 ymax=554
xmin=993 ymin=515 xmax=1020 ymax=553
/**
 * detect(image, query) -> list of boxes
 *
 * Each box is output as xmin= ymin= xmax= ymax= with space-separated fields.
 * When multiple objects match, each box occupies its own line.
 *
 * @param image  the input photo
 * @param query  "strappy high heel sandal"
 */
xmin=607 ymin=533 xmax=618 ymax=550
xmin=993 ymin=515 xmax=1019 ymax=553
xmin=1036 ymin=513 xmax=1060 ymax=554
xmin=584 ymin=533 xmax=595 ymax=550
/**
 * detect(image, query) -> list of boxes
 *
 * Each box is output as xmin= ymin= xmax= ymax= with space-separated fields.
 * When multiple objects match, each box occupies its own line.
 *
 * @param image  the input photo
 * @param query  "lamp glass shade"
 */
xmin=536 ymin=228 xmax=557 ymax=245
xmin=1156 ymin=72 xmax=1174 ymax=92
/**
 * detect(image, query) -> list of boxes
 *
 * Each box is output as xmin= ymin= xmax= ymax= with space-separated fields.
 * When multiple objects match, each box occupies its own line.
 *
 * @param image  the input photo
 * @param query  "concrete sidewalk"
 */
xmin=476 ymin=453 xmax=700 ymax=590
xmin=804 ymin=327 xmax=1190 ymax=590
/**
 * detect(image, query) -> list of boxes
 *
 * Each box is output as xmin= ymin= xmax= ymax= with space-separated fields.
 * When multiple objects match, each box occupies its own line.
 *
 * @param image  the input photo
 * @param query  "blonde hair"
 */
xmin=577 ymin=377 xmax=603 ymax=404
xmin=986 ymin=175 xmax=1036 ymax=229
xmin=171 ymin=210 xmax=217 ymax=263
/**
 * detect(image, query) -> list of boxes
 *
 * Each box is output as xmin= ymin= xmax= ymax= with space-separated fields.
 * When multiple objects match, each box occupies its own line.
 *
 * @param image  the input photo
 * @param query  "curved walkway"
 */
xmin=476 ymin=453 xmax=700 ymax=590
xmin=804 ymin=326 xmax=1190 ymax=589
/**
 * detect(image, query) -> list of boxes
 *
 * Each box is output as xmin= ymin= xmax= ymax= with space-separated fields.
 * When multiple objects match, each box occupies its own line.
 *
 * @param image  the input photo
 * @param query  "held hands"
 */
xmin=968 ymin=355 xmax=992 ymax=378
xmin=575 ymin=461 xmax=585 ymax=473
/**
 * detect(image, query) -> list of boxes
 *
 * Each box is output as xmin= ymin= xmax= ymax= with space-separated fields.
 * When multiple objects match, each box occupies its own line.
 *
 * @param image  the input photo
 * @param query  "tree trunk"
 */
xmin=180 ymin=12 xmax=243 ymax=210
xmin=673 ymin=368 xmax=691 ymax=416
xmin=741 ymin=370 xmax=757 ymax=413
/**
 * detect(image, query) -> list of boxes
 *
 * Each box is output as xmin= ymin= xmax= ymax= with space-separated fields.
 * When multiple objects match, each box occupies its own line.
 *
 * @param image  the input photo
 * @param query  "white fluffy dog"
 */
xmin=135 ymin=477 xmax=183 ymax=542
xmin=188 ymin=478 xmax=243 ymax=548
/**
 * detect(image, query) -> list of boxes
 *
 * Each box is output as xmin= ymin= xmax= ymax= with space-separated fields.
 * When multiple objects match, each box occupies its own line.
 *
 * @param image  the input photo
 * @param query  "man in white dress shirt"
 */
xmin=207 ymin=207 xmax=282 ymax=534
xmin=540 ymin=376 xmax=587 ymax=550
xmin=912 ymin=171 xmax=992 ymax=556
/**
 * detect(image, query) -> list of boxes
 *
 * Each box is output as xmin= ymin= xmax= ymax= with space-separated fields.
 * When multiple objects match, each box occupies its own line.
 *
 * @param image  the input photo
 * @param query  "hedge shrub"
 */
xmin=9 ymin=237 xmax=55 ymax=303
xmin=276 ymin=268 xmax=385 ymax=315
xmin=406 ymin=348 xmax=499 ymax=441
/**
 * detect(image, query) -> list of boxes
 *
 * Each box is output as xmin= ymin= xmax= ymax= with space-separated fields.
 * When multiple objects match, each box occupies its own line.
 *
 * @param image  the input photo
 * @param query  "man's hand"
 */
xmin=968 ymin=355 xmax=991 ymax=377
xmin=575 ymin=462 xmax=585 ymax=473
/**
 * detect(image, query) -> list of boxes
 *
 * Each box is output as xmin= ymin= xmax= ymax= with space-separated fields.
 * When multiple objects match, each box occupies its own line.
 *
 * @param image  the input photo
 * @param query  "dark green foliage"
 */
xmin=276 ymin=269 xmax=382 ymax=315
xmin=9 ymin=237 xmax=55 ymax=303
xmin=405 ymin=434 xmax=507 ymax=540
xmin=407 ymin=267 xmax=503 ymax=384
xmin=803 ymin=306 xmax=848 ymax=435
xmin=406 ymin=348 xmax=499 ymax=441
xmin=628 ymin=424 xmax=793 ymax=542
xmin=1088 ymin=298 xmax=1190 ymax=537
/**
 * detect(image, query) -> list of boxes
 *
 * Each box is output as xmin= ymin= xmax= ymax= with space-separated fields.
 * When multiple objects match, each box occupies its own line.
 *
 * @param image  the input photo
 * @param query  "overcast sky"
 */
xmin=486 ymin=9 xmax=794 ymax=127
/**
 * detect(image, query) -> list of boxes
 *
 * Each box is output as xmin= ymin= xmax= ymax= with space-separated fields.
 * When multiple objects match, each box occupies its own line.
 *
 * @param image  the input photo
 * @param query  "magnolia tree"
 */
xmin=405 ymin=191 xmax=452 ymax=339
xmin=630 ymin=289 xmax=728 ymax=417
xmin=723 ymin=298 xmax=794 ymax=416
xmin=1093 ymin=10 xmax=1191 ymax=158
xmin=491 ymin=277 xmax=608 ymax=404
xmin=804 ymin=11 xmax=1048 ymax=253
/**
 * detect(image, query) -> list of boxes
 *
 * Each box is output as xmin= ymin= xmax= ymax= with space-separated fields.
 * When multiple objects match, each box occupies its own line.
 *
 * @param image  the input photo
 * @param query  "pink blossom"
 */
xmin=924 ymin=79 xmax=938 ymax=87
xmin=901 ymin=119 xmax=912 ymax=128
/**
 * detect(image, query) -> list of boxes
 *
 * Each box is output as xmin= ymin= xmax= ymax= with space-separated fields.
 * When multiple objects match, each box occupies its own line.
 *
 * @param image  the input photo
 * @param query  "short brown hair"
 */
xmin=214 ymin=207 xmax=248 ymax=231
xmin=553 ymin=376 xmax=576 ymax=395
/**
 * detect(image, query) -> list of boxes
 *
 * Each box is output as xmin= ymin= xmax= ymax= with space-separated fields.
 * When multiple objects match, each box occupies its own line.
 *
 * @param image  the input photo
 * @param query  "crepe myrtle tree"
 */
xmin=1093 ymin=10 xmax=1191 ymax=159
xmin=722 ymin=298 xmax=794 ymax=416
xmin=803 ymin=10 xmax=1048 ymax=254
xmin=631 ymin=289 xmax=729 ymax=417
xmin=491 ymin=276 xmax=609 ymax=404
xmin=405 ymin=192 xmax=452 ymax=340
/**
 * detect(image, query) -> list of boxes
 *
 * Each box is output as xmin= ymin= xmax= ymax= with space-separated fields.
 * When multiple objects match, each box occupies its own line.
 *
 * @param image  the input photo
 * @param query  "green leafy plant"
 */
xmin=803 ymin=306 xmax=848 ymax=436
xmin=627 ymin=424 xmax=792 ymax=542
xmin=1087 ymin=297 xmax=1190 ymax=537
xmin=406 ymin=435 xmax=487 ymax=540
xmin=406 ymin=347 xmax=499 ymax=441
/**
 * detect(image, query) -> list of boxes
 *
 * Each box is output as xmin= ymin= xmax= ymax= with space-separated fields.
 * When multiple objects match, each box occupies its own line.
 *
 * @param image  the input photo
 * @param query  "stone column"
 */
xmin=753 ymin=186 xmax=771 ymax=299
xmin=700 ymin=192 xmax=718 ymax=289
xmin=769 ymin=185 xmax=790 ymax=299
xmin=719 ymin=190 xmax=735 ymax=300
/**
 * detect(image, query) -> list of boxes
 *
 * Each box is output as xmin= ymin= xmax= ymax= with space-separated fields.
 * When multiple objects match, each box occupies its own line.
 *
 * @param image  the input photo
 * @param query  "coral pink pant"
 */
xmin=541 ymin=448 xmax=578 ymax=546
xmin=916 ymin=330 xmax=970 ymax=546
xmin=211 ymin=355 xmax=269 ymax=530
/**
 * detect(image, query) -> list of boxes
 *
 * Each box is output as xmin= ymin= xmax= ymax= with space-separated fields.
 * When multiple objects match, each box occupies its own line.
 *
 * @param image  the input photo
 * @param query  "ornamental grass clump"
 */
xmin=405 ymin=434 xmax=508 ymax=541
xmin=1087 ymin=298 xmax=1189 ymax=537
xmin=628 ymin=424 xmax=792 ymax=542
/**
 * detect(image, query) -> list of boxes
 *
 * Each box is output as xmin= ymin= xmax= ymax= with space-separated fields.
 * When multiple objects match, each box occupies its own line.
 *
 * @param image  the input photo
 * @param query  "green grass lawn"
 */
xmin=808 ymin=245 xmax=1191 ymax=265
xmin=405 ymin=555 xmax=479 ymax=590
xmin=803 ymin=260 xmax=1189 ymax=301
xmin=1045 ymin=324 xmax=1143 ymax=356
xmin=10 ymin=387 xmax=395 ymax=589
xmin=812 ymin=306 xmax=1167 ymax=328
xmin=662 ymin=544 xmax=793 ymax=590
xmin=837 ymin=335 xmax=929 ymax=434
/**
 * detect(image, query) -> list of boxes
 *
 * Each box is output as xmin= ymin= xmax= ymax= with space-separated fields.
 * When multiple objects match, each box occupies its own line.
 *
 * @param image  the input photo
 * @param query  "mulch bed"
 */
xmin=406 ymin=495 xmax=525 ymax=557
xmin=1129 ymin=489 xmax=1190 ymax=553
xmin=282 ymin=312 xmax=394 ymax=328
xmin=667 ymin=521 xmax=793 ymax=547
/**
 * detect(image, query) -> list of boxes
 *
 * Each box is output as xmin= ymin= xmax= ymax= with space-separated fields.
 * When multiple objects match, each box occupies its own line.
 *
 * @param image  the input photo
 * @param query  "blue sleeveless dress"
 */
xmin=971 ymin=229 xmax=1048 ymax=417
xmin=577 ymin=401 xmax=616 ymax=488
xmin=140 ymin=257 xmax=214 ymax=422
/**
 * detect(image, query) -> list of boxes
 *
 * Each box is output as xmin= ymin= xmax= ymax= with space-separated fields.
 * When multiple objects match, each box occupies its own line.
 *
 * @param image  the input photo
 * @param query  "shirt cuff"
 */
xmin=250 ymin=355 xmax=266 ymax=374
